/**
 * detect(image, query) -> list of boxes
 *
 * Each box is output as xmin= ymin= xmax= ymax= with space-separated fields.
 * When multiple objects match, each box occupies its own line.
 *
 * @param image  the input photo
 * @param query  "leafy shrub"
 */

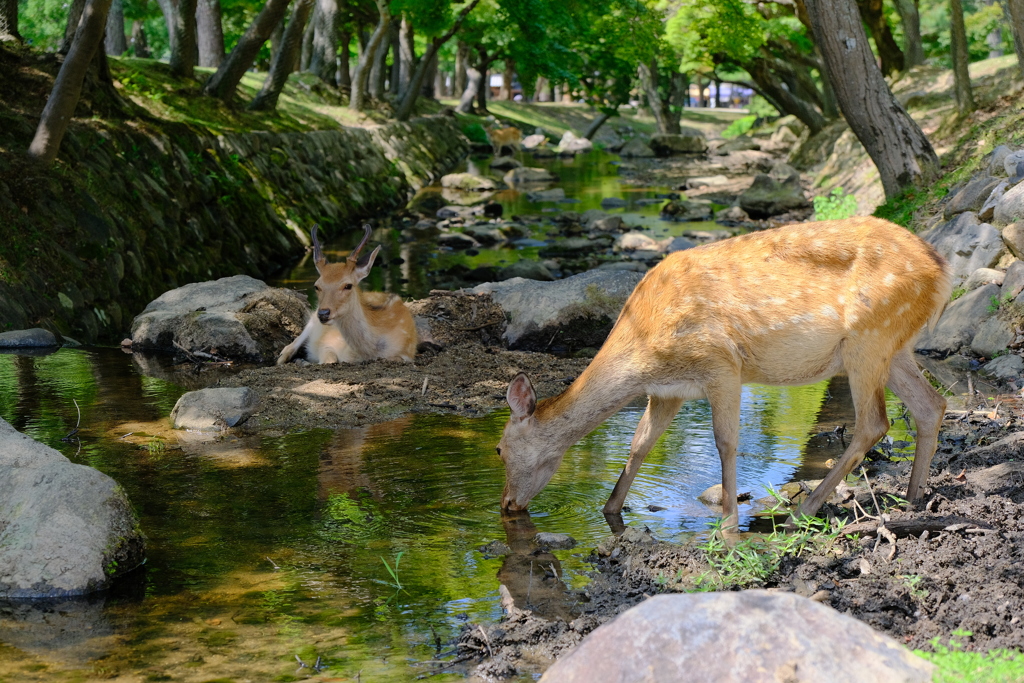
xmin=721 ymin=115 xmax=757 ymax=140
xmin=813 ymin=187 xmax=859 ymax=221
xmin=462 ymin=123 xmax=489 ymax=144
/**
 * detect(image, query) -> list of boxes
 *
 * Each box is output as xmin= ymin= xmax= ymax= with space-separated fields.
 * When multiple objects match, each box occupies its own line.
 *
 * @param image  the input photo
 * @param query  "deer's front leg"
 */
xmin=706 ymin=378 xmax=742 ymax=531
xmin=604 ymin=395 xmax=684 ymax=515
xmin=277 ymin=320 xmax=313 ymax=365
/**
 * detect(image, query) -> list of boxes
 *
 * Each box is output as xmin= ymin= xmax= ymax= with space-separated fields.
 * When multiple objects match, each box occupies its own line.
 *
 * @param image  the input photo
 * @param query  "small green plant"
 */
xmin=988 ymin=295 xmax=1001 ymax=313
xmin=462 ymin=122 xmax=489 ymax=144
xmin=899 ymin=574 xmax=929 ymax=599
xmin=916 ymin=630 xmax=1024 ymax=682
xmin=380 ymin=551 xmax=405 ymax=590
xmin=720 ymin=115 xmax=757 ymax=139
xmin=813 ymin=187 xmax=859 ymax=221
xmin=950 ymin=287 xmax=966 ymax=302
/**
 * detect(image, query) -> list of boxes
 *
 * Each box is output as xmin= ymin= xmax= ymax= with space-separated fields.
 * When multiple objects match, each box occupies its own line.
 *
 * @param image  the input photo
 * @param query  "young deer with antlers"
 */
xmin=497 ymin=217 xmax=951 ymax=528
xmin=277 ymin=225 xmax=417 ymax=365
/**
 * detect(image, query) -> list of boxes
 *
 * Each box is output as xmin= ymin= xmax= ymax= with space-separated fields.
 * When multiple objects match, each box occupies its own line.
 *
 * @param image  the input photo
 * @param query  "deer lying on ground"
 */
xmin=487 ymin=125 xmax=523 ymax=157
xmin=496 ymin=217 xmax=951 ymax=528
xmin=277 ymin=225 xmax=417 ymax=365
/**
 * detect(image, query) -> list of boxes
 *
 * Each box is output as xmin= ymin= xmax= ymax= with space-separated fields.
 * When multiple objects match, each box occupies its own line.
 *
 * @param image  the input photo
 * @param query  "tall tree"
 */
xmin=453 ymin=39 xmax=468 ymax=95
xmin=0 ymin=0 xmax=20 ymax=41
xmin=250 ymin=0 xmax=315 ymax=110
xmin=129 ymin=19 xmax=150 ymax=56
xmin=349 ymin=0 xmax=390 ymax=110
xmin=498 ymin=58 xmax=513 ymax=99
xmin=948 ymin=0 xmax=974 ymax=116
xmin=105 ymin=0 xmax=127 ymax=54
xmin=397 ymin=15 xmax=414 ymax=95
xmin=60 ymin=0 xmax=87 ymax=54
xmin=455 ymin=65 xmax=481 ymax=112
xmin=637 ymin=58 xmax=685 ymax=134
xmin=196 ymin=0 xmax=225 ymax=67
xmin=338 ymin=30 xmax=352 ymax=90
xmin=169 ymin=0 xmax=198 ymax=78
xmin=1006 ymin=0 xmax=1024 ymax=79
xmin=854 ymin=0 xmax=904 ymax=75
xmin=203 ymin=0 xmax=295 ymax=100
xmin=394 ymin=0 xmax=479 ymax=120
xmin=893 ymin=0 xmax=924 ymax=68
xmin=804 ymin=0 xmax=937 ymax=199
xmin=28 ymin=0 xmax=113 ymax=164
xmin=309 ymin=0 xmax=339 ymax=84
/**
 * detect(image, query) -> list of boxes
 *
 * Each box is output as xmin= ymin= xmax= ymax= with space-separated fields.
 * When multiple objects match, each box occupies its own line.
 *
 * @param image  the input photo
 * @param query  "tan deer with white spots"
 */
xmin=277 ymin=225 xmax=417 ymax=365
xmin=496 ymin=217 xmax=952 ymax=528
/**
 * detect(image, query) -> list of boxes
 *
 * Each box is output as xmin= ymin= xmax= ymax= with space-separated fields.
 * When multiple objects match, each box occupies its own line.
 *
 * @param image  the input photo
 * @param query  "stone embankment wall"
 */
xmin=0 ymin=115 xmax=468 ymax=343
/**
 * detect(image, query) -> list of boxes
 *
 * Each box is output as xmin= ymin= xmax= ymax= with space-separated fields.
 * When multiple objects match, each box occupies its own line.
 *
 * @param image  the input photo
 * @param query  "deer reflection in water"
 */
xmin=496 ymin=511 xmax=577 ymax=622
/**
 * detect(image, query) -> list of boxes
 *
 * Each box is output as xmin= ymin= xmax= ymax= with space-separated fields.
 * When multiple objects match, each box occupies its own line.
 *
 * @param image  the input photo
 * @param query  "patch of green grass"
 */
xmin=950 ymin=287 xmax=966 ymax=301
xmin=917 ymin=630 xmax=1024 ymax=682
xmin=813 ymin=187 xmax=859 ymax=221
xmin=873 ymin=184 xmax=939 ymax=230
xmin=720 ymin=114 xmax=757 ymax=139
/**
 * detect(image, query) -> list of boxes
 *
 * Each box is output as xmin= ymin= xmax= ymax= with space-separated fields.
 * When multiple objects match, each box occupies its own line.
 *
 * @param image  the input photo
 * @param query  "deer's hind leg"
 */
xmin=887 ymin=346 xmax=946 ymax=502
xmin=798 ymin=343 xmax=893 ymax=518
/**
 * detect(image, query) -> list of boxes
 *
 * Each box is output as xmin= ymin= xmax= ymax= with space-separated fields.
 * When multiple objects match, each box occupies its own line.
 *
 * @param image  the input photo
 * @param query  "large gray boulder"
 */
xmin=171 ymin=387 xmax=259 ymax=431
xmin=649 ymin=130 xmax=707 ymax=156
xmin=472 ymin=269 xmax=644 ymax=351
xmin=618 ymin=137 xmax=654 ymax=158
xmin=738 ymin=170 xmax=810 ymax=218
xmin=0 ymin=328 xmax=59 ymax=348
xmin=982 ymin=354 xmax=1024 ymax=381
xmin=916 ymin=283 xmax=1000 ymax=357
xmin=989 ymin=145 xmax=1014 ymax=176
xmin=130 ymin=275 xmax=309 ymax=362
xmin=505 ymin=167 xmax=558 ymax=184
xmin=1002 ymin=260 xmax=1024 ymax=298
xmin=944 ymin=176 xmax=1002 ymax=219
xmin=994 ymin=181 xmax=1024 ymax=225
xmin=0 ymin=418 xmax=145 ymax=598
xmin=539 ymin=592 xmax=933 ymax=683
xmin=920 ymin=213 xmax=1004 ymax=284
xmin=440 ymin=172 xmax=499 ymax=191
xmin=972 ymin=316 xmax=1016 ymax=358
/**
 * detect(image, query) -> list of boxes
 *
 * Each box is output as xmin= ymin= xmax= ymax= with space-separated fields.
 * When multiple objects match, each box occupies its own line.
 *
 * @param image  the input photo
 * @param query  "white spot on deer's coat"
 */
xmin=820 ymin=305 xmax=840 ymax=320
xmin=883 ymin=273 xmax=896 ymax=286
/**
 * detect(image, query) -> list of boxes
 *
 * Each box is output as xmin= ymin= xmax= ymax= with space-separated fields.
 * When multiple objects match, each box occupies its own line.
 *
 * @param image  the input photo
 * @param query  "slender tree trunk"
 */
xmin=476 ymin=62 xmax=489 ymax=112
xmin=195 ymin=0 xmax=224 ymax=67
xmin=130 ymin=19 xmax=149 ymax=56
xmin=60 ymin=0 xmax=87 ymax=54
xmin=747 ymin=58 xmax=825 ymax=135
xmin=949 ymin=0 xmax=974 ymax=115
xmin=249 ymin=0 xmax=313 ymax=110
xmin=455 ymin=65 xmax=480 ymax=112
xmin=584 ymin=112 xmax=612 ymax=139
xmin=169 ymin=0 xmax=198 ymax=78
xmin=1005 ymin=0 xmax=1024 ymax=79
xmin=637 ymin=60 xmax=680 ymax=134
xmin=388 ymin=18 xmax=401 ymax=94
xmin=421 ymin=50 xmax=437 ymax=98
xmin=804 ymin=0 xmax=938 ymax=198
xmin=855 ymin=0 xmax=904 ymax=75
xmin=535 ymin=75 xmax=550 ymax=101
xmin=309 ymin=0 xmax=338 ymax=84
xmin=397 ymin=15 xmax=414 ymax=96
xmin=348 ymin=0 xmax=390 ymax=111
xmin=337 ymin=30 xmax=351 ymax=92
xmin=368 ymin=23 xmax=388 ymax=98
xmin=498 ymin=59 xmax=513 ymax=99
xmin=0 ymin=0 xmax=21 ymax=41
xmin=453 ymin=40 xmax=468 ymax=95
xmin=433 ymin=64 xmax=444 ymax=97
xmin=394 ymin=0 xmax=478 ymax=120
xmin=300 ymin=8 xmax=315 ymax=70
xmin=104 ymin=0 xmax=126 ymax=54
xmin=269 ymin=18 xmax=284 ymax=64
xmin=893 ymin=0 xmax=924 ymax=67
xmin=28 ymin=0 xmax=112 ymax=163
xmin=202 ymin=0 xmax=294 ymax=101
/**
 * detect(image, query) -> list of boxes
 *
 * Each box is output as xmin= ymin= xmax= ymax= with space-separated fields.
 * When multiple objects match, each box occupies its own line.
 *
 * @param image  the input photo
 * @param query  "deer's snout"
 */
xmin=317 ymin=308 xmax=331 ymax=324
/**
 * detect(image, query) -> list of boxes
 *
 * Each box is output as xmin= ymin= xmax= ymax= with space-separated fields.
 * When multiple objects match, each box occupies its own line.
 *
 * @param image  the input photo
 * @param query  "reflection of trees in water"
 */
xmin=317 ymin=417 xmax=412 ymax=501
xmin=496 ymin=511 xmax=575 ymax=622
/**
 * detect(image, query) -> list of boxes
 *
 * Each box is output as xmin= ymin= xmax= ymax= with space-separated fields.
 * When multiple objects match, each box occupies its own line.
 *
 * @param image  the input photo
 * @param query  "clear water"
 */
xmin=272 ymin=149 xmax=720 ymax=301
xmin=0 ymin=346 xmax=926 ymax=682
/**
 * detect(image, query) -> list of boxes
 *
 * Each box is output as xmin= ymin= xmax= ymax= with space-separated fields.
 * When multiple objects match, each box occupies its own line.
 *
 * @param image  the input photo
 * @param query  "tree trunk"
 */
xmin=129 ymin=20 xmax=149 ymax=57
xmin=300 ymin=8 xmax=315 ymax=70
xmin=202 ymin=0 xmax=294 ymax=101
xmin=421 ymin=49 xmax=437 ymax=98
xmin=804 ymin=0 xmax=938 ymax=198
xmin=169 ymin=0 xmax=198 ymax=78
xmin=104 ymin=0 xmax=126 ymax=54
xmin=637 ymin=60 xmax=680 ymax=134
xmin=249 ymin=0 xmax=313 ymax=110
xmin=893 ymin=0 xmax=924 ymax=67
xmin=855 ymin=0 xmax=904 ymax=75
xmin=388 ymin=18 xmax=400 ymax=94
xmin=368 ymin=23 xmax=388 ymax=98
xmin=394 ymin=0 xmax=478 ymax=120
xmin=0 ymin=0 xmax=21 ymax=41
xmin=949 ymin=0 xmax=974 ymax=115
xmin=1005 ymin=0 xmax=1024 ymax=79
xmin=433 ymin=64 xmax=445 ymax=97
xmin=348 ymin=0 xmax=390 ymax=111
xmin=60 ymin=0 xmax=87 ymax=54
xmin=747 ymin=57 xmax=825 ymax=135
xmin=476 ymin=64 xmax=489 ymax=112
xmin=309 ymin=0 xmax=338 ymax=84
xmin=195 ymin=0 xmax=224 ymax=66
xmin=397 ymin=15 xmax=414 ymax=96
xmin=453 ymin=40 xmax=468 ymax=95
xmin=337 ymin=30 xmax=350 ymax=92
xmin=29 ymin=0 xmax=112 ymax=163
xmin=498 ymin=59 xmax=513 ymax=99
xmin=269 ymin=19 xmax=284 ymax=64
xmin=584 ymin=112 xmax=612 ymax=139
xmin=535 ymin=75 xmax=550 ymax=101
xmin=455 ymin=65 xmax=480 ymax=112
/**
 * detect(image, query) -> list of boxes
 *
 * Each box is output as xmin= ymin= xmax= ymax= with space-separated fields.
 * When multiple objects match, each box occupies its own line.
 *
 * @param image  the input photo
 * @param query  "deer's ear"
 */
xmin=507 ymin=373 xmax=536 ymax=419
xmin=354 ymin=245 xmax=381 ymax=280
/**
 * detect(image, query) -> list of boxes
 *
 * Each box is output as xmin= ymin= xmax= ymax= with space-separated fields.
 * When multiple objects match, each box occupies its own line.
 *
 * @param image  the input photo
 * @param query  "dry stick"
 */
xmin=453 ymin=319 xmax=503 ymax=332
xmin=476 ymin=625 xmax=492 ymax=658
xmin=421 ymin=377 xmax=429 ymax=395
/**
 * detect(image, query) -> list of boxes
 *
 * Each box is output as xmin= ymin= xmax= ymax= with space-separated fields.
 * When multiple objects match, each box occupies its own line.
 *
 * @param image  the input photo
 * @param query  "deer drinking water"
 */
xmin=277 ymin=225 xmax=417 ymax=365
xmin=496 ymin=217 xmax=952 ymax=528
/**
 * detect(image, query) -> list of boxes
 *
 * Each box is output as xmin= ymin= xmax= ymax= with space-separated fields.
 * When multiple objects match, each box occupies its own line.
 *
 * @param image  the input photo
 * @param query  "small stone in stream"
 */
xmin=534 ymin=532 xmax=577 ymax=549
xmin=647 ymin=505 xmax=667 ymax=512
xmin=478 ymin=540 xmax=512 ymax=557
xmin=601 ymin=197 xmax=627 ymax=209
xmin=483 ymin=202 xmax=503 ymax=219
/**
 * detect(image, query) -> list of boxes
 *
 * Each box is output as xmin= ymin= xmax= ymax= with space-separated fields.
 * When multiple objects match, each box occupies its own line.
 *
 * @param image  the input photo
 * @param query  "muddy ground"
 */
xmin=444 ymin=398 xmax=1024 ymax=680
